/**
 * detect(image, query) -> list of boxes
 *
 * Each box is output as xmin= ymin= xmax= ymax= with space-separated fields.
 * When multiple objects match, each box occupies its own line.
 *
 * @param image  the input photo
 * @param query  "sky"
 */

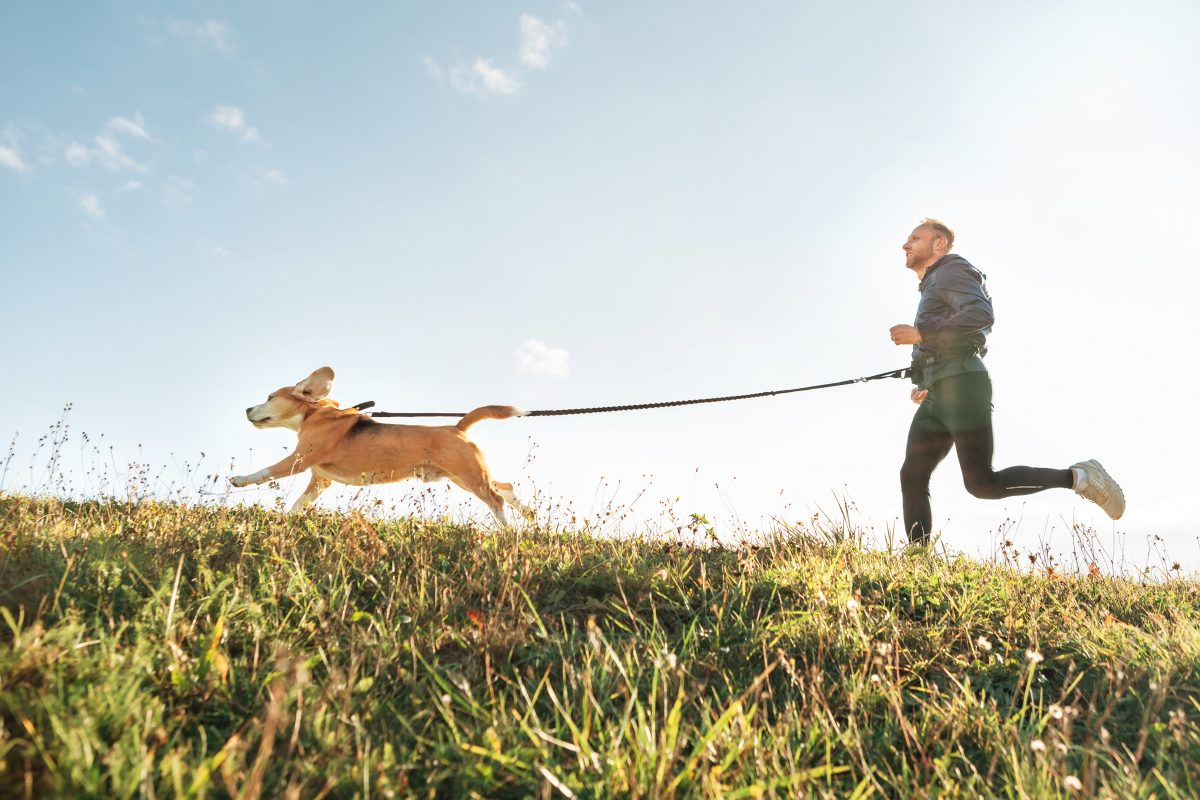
xmin=3 ymin=1 xmax=1199 ymax=572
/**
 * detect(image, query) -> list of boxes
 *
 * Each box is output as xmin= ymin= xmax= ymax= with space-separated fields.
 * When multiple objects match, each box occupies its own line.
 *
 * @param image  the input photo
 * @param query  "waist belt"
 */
xmin=914 ymin=348 xmax=984 ymax=364
xmin=910 ymin=348 xmax=985 ymax=385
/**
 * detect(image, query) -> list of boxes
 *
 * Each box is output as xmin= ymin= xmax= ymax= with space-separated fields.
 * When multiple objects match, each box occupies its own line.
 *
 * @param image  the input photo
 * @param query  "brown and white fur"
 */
xmin=230 ymin=366 xmax=531 ymax=524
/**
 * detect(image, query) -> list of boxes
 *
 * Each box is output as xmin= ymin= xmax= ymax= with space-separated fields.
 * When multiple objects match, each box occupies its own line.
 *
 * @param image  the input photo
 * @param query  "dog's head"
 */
xmin=244 ymin=366 xmax=335 ymax=431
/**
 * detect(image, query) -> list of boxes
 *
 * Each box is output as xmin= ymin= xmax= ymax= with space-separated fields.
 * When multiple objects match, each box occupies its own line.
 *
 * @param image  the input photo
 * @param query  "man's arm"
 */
xmin=915 ymin=266 xmax=994 ymax=346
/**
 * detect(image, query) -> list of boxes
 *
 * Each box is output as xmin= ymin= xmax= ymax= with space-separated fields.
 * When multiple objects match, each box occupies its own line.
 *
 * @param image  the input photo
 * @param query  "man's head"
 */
xmin=902 ymin=218 xmax=955 ymax=274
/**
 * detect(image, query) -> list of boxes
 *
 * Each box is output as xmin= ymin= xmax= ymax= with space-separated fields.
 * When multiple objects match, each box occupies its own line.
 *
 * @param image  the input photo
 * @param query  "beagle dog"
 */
xmin=230 ymin=367 xmax=530 ymax=523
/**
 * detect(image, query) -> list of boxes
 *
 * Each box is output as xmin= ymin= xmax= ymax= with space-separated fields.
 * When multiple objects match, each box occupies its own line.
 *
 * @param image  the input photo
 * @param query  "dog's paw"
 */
xmin=230 ymin=475 xmax=250 ymax=488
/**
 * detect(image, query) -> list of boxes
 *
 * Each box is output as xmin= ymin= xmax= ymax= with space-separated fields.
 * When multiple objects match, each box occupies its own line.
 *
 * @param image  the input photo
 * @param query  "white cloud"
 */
xmin=63 ymin=114 xmax=153 ymax=171
xmin=92 ymin=134 xmax=141 ymax=171
xmin=451 ymin=58 xmax=522 ymax=97
xmin=64 ymin=142 xmax=90 ymax=166
xmin=117 ymin=180 xmax=143 ymax=192
xmin=518 ymin=15 xmax=568 ymax=70
xmin=78 ymin=193 xmax=104 ymax=218
xmin=209 ymin=105 xmax=263 ymax=143
xmin=259 ymin=167 xmax=287 ymax=185
xmin=106 ymin=113 xmax=153 ymax=141
xmin=515 ymin=339 xmax=570 ymax=377
xmin=168 ymin=18 xmax=235 ymax=56
xmin=164 ymin=175 xmax=195 ymax=205
xmin=0 ymin=143 xmax=26 ymax=172
xmin=1 ymin=126 xmax=29 ymax=172
xmin=421 ymin=55 xmax=443 ymax=81
xmin=435 ymin=14 xmax=568 ymax=99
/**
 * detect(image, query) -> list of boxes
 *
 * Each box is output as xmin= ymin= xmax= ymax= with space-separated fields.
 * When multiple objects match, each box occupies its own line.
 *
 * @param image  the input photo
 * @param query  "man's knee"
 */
xmin=962 ymin=470 xmax=1001 ymax=499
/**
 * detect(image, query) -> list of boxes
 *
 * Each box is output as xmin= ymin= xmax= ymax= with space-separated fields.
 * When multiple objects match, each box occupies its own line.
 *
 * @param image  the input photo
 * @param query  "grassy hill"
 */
xmin=1 ymin=494 xmax=1198 ymax=798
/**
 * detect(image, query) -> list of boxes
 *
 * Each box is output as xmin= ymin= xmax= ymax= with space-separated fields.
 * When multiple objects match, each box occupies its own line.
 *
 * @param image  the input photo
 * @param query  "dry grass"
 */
xmin=2 ymin=492 xmax=1199 ymax=798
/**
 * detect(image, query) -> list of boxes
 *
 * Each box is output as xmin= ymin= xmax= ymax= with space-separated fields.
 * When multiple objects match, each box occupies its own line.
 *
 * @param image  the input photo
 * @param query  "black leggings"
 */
xmin=900 ymin=371 xmax=1073 ymax=543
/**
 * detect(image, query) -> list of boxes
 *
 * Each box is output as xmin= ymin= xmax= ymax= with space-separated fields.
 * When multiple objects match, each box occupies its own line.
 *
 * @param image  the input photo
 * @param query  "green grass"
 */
xmin=1 ymin=493 xmax=1198 ymax=799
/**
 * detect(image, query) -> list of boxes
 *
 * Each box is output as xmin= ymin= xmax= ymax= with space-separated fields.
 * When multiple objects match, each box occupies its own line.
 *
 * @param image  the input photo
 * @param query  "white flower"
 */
xmin=1030 ymin=739 xmax=1047 ymax=753
xmin=876 ymin=642 xmax=892 ymax=656
xmin=846 ymin=598 xmax=860 ymax=612
xmin=1048 ymin=704 xmax=1064 ymax=720
xmin=1025 ymin=649 xmax=1044 ymax=664
xmin=870 ymin=674 xmax=882 ymax=685
xmin=976 ymin=635 xmax=993 ymax=652
xmin=1064 ymin=775 xmax=1083 ymax=791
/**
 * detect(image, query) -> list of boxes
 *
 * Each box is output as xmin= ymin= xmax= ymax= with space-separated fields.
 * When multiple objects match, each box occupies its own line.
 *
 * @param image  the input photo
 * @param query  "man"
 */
xmin=889 ymin=219 xmax=1124 ymax=543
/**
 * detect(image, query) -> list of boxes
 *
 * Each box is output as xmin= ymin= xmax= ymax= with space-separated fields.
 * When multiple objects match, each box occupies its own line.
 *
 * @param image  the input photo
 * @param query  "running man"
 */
xmin=889 ymin=219 xmax=1124 ymax=543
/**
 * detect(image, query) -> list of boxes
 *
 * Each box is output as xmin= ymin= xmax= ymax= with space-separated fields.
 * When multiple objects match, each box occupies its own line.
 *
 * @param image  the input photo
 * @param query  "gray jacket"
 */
xmin=911 ymin=254 xmax=994 ymax=389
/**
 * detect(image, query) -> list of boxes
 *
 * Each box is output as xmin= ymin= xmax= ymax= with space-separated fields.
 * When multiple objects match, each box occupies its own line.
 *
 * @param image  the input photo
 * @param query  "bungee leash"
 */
xmin=350 ymin=365 xmax=911 ymax=419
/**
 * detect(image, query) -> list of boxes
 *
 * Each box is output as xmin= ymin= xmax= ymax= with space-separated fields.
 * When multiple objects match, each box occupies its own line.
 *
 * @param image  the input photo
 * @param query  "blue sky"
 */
xmin=3 ymin=1 xmax=1199 ymax=570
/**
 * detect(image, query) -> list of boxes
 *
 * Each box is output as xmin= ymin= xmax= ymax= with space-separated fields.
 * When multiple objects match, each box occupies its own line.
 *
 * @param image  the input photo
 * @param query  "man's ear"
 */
xmin=292 ymin=366 xmax=335 ymax=401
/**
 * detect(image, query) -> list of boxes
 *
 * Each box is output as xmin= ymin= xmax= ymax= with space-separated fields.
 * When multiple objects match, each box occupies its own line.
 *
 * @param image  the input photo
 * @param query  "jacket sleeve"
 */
xmin=916 ymin=265 xmax=994 ymax=344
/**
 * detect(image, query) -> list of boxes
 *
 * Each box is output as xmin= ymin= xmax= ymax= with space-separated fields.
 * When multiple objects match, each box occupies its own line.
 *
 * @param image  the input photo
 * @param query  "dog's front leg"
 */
xmin=290 ymin=474 xmax=332 ymax=513
xmin=230 ymin=451 xmax=313 ymax=488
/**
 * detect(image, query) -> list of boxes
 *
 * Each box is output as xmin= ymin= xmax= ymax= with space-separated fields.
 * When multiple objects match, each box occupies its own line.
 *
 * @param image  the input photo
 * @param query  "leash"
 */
xmin=351 ymin=366 xmax=911 ymax=419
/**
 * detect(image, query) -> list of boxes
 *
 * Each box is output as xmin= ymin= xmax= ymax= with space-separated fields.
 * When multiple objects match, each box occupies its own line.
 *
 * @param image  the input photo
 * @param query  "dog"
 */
xmin=230 ymin=366 xmax=531 ymax=523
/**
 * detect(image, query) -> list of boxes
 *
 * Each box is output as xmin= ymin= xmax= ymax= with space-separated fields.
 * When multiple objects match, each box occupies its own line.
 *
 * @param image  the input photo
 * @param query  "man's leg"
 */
xmin=943 ymin=372 xmax=1074 ymax=499
xmin=900 ymin=406 xmax=954 ymax=543
xmin=953 ymin=425 xmax=1074 ymax=499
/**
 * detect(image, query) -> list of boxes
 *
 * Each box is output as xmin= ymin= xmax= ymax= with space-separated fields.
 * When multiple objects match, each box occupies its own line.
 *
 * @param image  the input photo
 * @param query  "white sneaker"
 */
xmin=1072 ymin=459 xmax=1125 ymax=520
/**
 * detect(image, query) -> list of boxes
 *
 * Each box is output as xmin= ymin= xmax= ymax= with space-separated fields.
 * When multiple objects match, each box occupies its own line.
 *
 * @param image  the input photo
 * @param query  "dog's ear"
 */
xmin=292 ymin=366 xmax=335 ymax=401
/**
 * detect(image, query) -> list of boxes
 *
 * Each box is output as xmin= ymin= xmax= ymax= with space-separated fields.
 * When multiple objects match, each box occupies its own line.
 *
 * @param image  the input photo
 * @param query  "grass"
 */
xmin=1 ymin=493 xmax=1199 ymax=799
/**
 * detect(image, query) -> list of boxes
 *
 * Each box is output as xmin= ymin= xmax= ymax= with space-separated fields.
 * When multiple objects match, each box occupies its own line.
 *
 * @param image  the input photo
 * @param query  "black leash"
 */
xmin=351 ymin=366 xmax=911 ymax=419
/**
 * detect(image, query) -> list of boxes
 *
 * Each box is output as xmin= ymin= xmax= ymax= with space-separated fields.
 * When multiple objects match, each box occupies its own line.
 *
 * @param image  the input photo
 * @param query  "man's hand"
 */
xmin=890 ymin=324 xmax=923 ymax=345
xmin=910 ymin=388 xmax=928 ymax=404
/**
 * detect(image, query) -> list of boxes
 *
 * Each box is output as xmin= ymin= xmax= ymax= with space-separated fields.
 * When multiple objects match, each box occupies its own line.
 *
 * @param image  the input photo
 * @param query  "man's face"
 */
xmin=902 ymin=225 xmax=943 ymax=272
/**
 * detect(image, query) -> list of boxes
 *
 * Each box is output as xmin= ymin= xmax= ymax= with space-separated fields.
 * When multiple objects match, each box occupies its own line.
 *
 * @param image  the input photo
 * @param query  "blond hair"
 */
xmin=920 ymin=218 xmax=955 ymax=250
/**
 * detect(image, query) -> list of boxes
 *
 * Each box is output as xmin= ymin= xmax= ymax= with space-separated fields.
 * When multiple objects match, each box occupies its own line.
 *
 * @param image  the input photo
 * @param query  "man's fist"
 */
xmin=911 ymin=388 xmax=928 ymax=404
xmin=890 ymin=324 xmax=923 ymax=345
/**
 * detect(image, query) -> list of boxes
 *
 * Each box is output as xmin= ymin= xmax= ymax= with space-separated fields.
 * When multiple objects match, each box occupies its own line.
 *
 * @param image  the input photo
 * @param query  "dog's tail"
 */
xmin=456 ymin=405 xmax=527 ymax=432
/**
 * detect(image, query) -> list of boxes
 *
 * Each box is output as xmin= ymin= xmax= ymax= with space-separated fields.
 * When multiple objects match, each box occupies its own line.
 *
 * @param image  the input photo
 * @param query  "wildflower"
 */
xmin=870 ymin=674 xmax=882 ymax=685
xmin=1048 ymin=704 xmax=1064 ymax=720
xmin=1056 ymin=742 xmax=1068 ymax=755
xmin=665 ymin=651 xmax=678 ymax=670
xmin=1030 ymin=739 xmax=1046 ymax=753
xmin=976 ymin=635 xmax=993 ymax=652
xmin=1064 ymin=775 xmax=1083 ymax=791
xmin=846 ymin=597 xmax=860 ymax=612
xmin=876 ymin=641 xmax=892 ymax=657
xmin=1025 ymin=649 xmax=1044 ymax=664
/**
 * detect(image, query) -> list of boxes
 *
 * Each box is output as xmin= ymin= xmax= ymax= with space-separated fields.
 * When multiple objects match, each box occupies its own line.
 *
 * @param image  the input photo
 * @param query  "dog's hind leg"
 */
xmin=447 ymin=466 xmax=509 ymax=527
xmin=492 ymin=481 xmax=533 ymax=521
xmin=290 ymin=473 xmax=331 ymax=513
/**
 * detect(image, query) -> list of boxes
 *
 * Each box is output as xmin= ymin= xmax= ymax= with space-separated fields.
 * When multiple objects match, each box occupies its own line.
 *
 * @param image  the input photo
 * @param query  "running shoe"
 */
xmin=1072 ymin=459 xmax=1125 ymax=520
